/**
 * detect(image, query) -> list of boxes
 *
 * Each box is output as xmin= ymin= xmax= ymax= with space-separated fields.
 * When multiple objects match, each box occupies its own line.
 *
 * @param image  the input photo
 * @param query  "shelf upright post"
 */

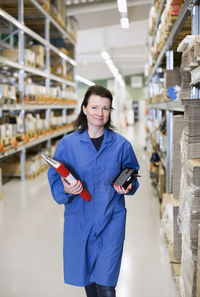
xmin=46 ymin=108 xmax=51 ymax=149
xmin=18 ymin=0 xmax=26 ymax=181
xmin=9 ymin=23 xmax=14 ymax=47
xmin=44 ymin=17 xmax=51 ymax=150
xmin=192 ymin=4 xmax=200 ymax=98
xmin=45 ymin=17 xmax=50 ymax=90
xmin=18 ymin=0 xmax=25 ymax=104
xmin=166 ymin=49 xmax=174 ymax=193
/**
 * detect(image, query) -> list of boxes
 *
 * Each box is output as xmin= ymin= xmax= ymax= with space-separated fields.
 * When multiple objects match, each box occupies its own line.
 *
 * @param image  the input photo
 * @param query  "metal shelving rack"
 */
xmin=0 ymin=0 xmax=77 ymax=180
xmin=146 ymin=0 xmax=200 ymax=193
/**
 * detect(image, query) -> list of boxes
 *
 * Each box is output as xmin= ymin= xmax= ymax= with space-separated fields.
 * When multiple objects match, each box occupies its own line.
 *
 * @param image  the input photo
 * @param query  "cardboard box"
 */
xmin=0 ymin=85 xmax=8 ymax=98
xmin=0 ymin=154 xmax=40 ymax=177
xmin=2 ymin=49 xmax=35 ymax=66
xmin=164 ymin=69 xmax=181 ymax=88
xmin=7 ymin=85 xmax=16 ymax=100
xmin=30 ymin=45 xmax=45 ymax=56
xmin=157 ymin=162 xmax=165 ymax=199
xmin=51 ymin=61 xmax=67 ymax=77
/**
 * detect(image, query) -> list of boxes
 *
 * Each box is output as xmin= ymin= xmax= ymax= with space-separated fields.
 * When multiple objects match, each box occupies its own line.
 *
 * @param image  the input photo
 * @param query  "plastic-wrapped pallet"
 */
xmin=178 ymin=125 xmax=200 ymax=297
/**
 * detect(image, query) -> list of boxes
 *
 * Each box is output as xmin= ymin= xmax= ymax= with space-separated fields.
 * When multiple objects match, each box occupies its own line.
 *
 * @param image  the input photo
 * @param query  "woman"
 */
xmin=48 ymin=85 xmax=139 ymax=297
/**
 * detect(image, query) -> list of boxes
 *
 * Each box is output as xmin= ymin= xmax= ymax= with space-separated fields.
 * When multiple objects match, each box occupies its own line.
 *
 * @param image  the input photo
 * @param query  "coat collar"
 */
xmin=79 ymin=128 xmax=113 ymax=144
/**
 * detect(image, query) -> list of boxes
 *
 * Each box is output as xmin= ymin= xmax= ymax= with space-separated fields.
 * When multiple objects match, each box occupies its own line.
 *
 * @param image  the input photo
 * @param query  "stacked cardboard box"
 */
xmin=57 ymin=0 xmax=66 ymax=28
xmin=179 ymin=124 xmax=200 ymax=297
xmin=178 ymin=70 xmax=191 ymax=100
xmin=180 ymin=233 xmax=197 ymax=297
xmin=172 ymin=115 xmax=184 ymax=199
xmin=2 ymin=49 xmax=35 ymax=67
xmin=164 ymin=69 xmax=181 ymax=88
xmin=0 ymin=84 xmax=16 ymax=102
xmin=182 ymin=99 xmax=200 ymax=159
xmin=172 ymin=196 xmax=182 ymax=259
xmin=30 ymin=45 xmax=45 ymax=69
xmin=157 ymin=162 xmax=165 ymax=199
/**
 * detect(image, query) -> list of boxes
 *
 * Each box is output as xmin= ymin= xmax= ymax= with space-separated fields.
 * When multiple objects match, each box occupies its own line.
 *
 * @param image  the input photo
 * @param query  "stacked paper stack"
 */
xmin=178 ymin=70 xmax=191 ymax=100
xmin=180 ymin=233 xmax=197 ymax=297
xmin=187 ymin=159 xmax=200 ymax=258
xmin=197 ymin=225 xmax=200 ymax=297
xmin=179 ymin=150 xmax=200 ymax=296
xmin=182 ymin=99 xmax=200 ymax=159
xmin=172 ymin=115 xmax=184 ymax=198
xmin=188 ymin=159 xmax=200 ymax=187
xmin=172 ymin=196 xmax=182 ymax=259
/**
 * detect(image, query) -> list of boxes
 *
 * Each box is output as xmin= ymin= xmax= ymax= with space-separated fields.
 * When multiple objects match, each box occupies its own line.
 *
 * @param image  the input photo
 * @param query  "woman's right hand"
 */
xmin=61 ymin=177 xmax=83 ymax=196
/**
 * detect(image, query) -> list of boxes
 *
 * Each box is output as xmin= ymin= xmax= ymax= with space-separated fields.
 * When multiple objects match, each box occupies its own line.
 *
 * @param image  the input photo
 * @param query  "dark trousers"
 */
xmin=85 ymin=283 xmax=116 ymax=297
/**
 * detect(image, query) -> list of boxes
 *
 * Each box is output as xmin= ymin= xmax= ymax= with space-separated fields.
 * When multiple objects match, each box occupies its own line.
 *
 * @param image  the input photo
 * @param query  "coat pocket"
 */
xmin=64 ymin=196 xmax=82 ymax=216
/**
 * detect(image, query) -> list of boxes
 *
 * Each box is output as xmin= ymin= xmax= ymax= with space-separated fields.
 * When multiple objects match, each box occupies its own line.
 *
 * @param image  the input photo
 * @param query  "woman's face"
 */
xmin=83 ymin=94 xmax=111 ymax=129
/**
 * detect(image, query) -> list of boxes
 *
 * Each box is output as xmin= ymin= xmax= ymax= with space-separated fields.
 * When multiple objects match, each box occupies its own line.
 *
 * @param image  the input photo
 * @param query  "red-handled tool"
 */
xmin=41 ymin=153 xmax=91 ymax=201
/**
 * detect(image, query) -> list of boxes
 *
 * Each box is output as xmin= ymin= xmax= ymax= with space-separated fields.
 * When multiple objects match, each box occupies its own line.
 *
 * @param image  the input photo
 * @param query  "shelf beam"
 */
xmin=0 ymin=127 xmax=74 ymax=161
xmin=0 ymin=56 xmax=76 ymax=87
xmin=0 ymin=104 xmax=77 ymax=111
xmin=0 ymin=8 xmax=76 ymax=67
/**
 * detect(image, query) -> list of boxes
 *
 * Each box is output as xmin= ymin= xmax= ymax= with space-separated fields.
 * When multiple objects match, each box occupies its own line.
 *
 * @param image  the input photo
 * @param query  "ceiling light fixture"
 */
xmin=101 ymin=51 xmax=125 ymax=87
xmin=117 ymin=0 xmax=129 ymax=29
xmin=117 ymin=0 xmax=127 ymax=13
xmin=75 ymin=75 xmax=95 ymax=86
xmin=120 ymin=17 xmax=129 ymax=29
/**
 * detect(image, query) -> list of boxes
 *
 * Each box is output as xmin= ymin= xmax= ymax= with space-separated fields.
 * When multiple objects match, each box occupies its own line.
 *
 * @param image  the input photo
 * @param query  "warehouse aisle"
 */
xmin=0 ymin=122 xmax=177 ymax=297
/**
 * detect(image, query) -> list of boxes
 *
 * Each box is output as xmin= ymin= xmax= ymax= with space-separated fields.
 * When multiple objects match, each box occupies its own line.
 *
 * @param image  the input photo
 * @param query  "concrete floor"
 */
xmin=0 ymin=122 xmax=177 ymax=297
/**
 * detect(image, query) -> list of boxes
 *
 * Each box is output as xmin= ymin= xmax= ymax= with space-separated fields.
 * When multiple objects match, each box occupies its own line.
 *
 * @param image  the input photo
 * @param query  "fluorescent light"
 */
xmin=117 ymin=0 xmax=127 ymax=13
xmin=101 ymin=51 xmax=125 ymax=87
xmin=75 ymin=75 xmax=95 ymax=86
xmin=120 ymin=17 xmax=129 ymax=29
xmin=101 ymin=51 xmax=110 ymax=60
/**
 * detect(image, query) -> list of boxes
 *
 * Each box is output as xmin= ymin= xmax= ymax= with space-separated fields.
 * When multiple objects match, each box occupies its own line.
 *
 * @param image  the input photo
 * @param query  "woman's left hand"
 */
xmin=113 ymin=183 xmax=132 ymax=194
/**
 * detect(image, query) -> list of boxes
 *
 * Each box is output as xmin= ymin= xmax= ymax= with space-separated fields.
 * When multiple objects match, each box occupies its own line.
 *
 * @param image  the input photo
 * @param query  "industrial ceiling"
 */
xmin=66 ymin=0 xmax=152 ymax=81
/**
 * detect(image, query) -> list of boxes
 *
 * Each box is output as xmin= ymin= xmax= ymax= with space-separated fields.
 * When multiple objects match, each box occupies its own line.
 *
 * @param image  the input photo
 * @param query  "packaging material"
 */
xmin=2 ymin=49 xmax=35 ymax=67
xmin=157 ymin=162 xmax=165 ymax=199
xmin=51 ymin=61 xmax=67 ymax=77
xmin=172 ymin=196 xmax=182 ymax=259
xmin=0 ymin=154 xmax=40 ymax=178
xmin=66 ymin=16 xmax=77 ymax=41
xmin=161 ymin=193 xmax=182 ymax=260
xmin=0 ymin=84 xmax=8 ymax=98
xmin=164 ymin=69 xmax=181 ymax=88
xmin=30 ymin=45 xmax=45 ymax=68
xmin=161 ymin=201 xmax=174 ymax=243
xmin=172 ymin=115 xmax=184 ymax=198
xmin=57 ymin=0 xmax=66 ymax=27
xmin=180 ymin=233 xmax=197 ymax=297
xmin=171 ymin=263 xmax=180 ymax=293
xmin=178 ymin=117 xmax=200 ymax=297
xmin=181 ymin=99 xmax=200 ymax=159
xmin=0 ymin=84 xmax=16 ymax=100
xmin=148 ymin=6 xmax=156 ymax=35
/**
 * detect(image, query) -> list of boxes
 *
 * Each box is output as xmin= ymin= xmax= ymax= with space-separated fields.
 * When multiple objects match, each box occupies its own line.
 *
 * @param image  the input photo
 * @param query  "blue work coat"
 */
xmin=48 ymin=128 xmax=139 ymax=287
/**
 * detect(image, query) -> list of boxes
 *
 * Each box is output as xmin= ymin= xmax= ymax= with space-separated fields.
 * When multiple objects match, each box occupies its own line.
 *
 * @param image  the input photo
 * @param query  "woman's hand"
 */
xmin=113 ymin=183 xmax=132 ymax=195
xmin=61 ymin=177 xmax=83 ymax=195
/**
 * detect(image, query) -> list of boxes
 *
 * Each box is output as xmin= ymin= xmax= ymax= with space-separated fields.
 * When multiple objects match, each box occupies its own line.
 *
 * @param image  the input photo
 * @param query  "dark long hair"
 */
xmin=74 ymin=85 xmax=114 ymax=132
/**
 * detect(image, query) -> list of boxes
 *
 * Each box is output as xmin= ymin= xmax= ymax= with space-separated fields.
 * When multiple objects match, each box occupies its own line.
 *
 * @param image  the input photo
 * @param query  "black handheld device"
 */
xmin=111 ymin=167 xmax=141 ymax=190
